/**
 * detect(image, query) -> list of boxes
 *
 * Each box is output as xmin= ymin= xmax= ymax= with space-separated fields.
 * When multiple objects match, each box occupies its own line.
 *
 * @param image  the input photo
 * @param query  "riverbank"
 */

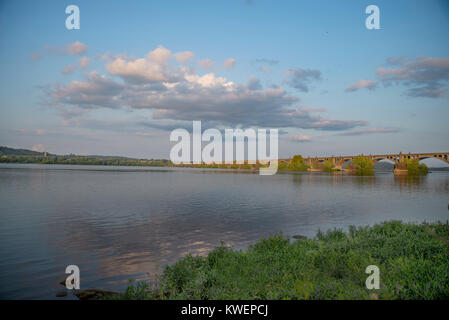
xmin=2 ymin=152 xmax=447 ymax=175
xmin=106 ymin=221 xmax=448 ymax=300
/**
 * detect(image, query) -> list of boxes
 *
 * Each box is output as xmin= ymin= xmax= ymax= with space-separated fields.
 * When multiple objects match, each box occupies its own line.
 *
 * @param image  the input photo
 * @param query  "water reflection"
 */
xmin=393 ymin=175 xmax=427 ymax=191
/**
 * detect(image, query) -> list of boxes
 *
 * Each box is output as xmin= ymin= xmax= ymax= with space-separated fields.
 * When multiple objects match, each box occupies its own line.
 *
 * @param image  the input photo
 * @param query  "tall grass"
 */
xmin=115 ymin=221 xmax=449 ymax=300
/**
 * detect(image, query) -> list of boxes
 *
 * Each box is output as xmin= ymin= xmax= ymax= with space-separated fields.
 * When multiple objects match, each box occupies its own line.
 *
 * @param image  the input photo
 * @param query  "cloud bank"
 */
xmin=345 ymin=79 xmax=378 ymax=92
xmin=285 ymin=67 xmax=322 ymax=92
xmin=46 ymin=45 xmax=368 ymax=133
xmin=377 ymin=56 xmax=449 ymax=98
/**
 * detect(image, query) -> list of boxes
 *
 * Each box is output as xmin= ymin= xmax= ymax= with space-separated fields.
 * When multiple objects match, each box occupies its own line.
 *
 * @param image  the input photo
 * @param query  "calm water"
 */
xmin=0 ymin=163 xmax=448 ymax=299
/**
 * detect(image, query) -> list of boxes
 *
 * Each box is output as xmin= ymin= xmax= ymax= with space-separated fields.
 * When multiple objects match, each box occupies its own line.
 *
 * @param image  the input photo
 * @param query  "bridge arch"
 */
xmin=418 ymin=154 xmax=448 ymax=161
xmin=372 ymin=156 xmax=398 ymax=162
xmin=418 ymin=157 xmax=449 ymax=167
xmin=341 ymin=159 xmax=353 ymax=169
xmin=372 ymin=157 xmax=396 ymax=163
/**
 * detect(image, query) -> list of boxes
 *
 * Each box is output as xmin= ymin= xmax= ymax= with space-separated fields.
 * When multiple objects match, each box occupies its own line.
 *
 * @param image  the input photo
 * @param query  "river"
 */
xmin=0 ymin=163 xmax=448 ymax=299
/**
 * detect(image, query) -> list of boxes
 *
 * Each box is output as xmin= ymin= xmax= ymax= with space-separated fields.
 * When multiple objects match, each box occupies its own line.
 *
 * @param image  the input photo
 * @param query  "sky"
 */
xmin=0 ymin=0 xmax=448 ymax=160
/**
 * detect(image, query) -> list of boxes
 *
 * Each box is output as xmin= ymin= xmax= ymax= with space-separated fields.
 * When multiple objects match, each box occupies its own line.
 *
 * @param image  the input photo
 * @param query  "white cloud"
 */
xmin=106 ymin=45 xmax=179 ymax=83
xmin=51 ymin=71 xmax=124 ymax=109
xmin=198 ymin=59 xmax=214 ymax=70
xmin=40 ymin=41 xmax=88 ymax=57
xmin=174 ymin=51 xmax=195 ymax=63
xmin=147 ymin=45 xmax=172 ymax=64
xmin=66 ymin=41 xmax=88 ymax=55
xmin=79 ymin=57 xmax=91 ymax=69
xmin=288 ymin=135 xmax=312 ymax=142
xmin=223 ymin=58 xmax=236 ymax=70
xmin=345 ymin=79 xmax=378 ymax=92
xmin=185 ymin=72 xmax=231 ymax=88
xmin=377 ymin=56 xmax=449 ymax=98
xmin=47 ymin=45 xmax=368 ymax=132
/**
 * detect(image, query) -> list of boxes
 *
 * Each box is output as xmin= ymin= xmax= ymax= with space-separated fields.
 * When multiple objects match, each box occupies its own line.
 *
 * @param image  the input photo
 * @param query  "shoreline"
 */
xmin=63 ymin=220 xmax=449 ymax=300
xmin=2 ymin=162 xmax=448 ymax=174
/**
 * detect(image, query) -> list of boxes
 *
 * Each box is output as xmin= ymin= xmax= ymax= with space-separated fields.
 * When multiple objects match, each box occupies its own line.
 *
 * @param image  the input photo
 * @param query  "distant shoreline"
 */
xmin=2 ymin=146 xmax=449 ymax=172
xmin=2 ymin=159 xmax=449 ymax=172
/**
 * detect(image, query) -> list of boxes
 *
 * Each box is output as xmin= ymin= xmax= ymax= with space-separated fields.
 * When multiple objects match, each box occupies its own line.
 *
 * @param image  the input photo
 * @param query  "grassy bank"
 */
xmin=113 ymin=221 xmax=449 ymax=300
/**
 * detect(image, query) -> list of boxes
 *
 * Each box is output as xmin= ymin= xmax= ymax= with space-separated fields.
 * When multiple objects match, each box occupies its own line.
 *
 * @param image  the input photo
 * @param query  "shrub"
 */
xmin=350 ymin=156 xmax=374 ymax=176
xmin=322 ymin=159 xmax=335 ymax=172
xmin=286 ymin=155 xmax=310 ymax=171
xmin=405 ymin=159 xmax=428 ymax=175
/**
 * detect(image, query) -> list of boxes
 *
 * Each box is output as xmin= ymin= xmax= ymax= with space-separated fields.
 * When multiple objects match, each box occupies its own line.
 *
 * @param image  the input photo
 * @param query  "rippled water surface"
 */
xmin=0 ymin=163 xmax=448 ymax=299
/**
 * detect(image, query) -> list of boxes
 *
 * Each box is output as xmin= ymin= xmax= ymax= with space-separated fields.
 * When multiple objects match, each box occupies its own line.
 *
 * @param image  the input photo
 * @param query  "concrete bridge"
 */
xmin=280 ymin=152 xmax=449 ymax=174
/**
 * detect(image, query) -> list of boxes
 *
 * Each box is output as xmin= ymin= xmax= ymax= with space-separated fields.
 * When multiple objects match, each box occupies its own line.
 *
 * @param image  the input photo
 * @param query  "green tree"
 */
xmin=287 ymin=155 xmax=310 ymax=171
xmin=278 ymin=161 xmax=289 ymax=171
xmin=351 ymin=156 xmax=374 ymax=176
xmin=405 ymin=159 xmax=428 ymax=175
xmin=322 ymin=159 xmax=335 ymax=172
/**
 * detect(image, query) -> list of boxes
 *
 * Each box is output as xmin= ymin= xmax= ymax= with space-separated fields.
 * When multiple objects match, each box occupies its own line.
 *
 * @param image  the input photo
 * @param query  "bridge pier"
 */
xmin=393 ymin=168 xmax=408 ymax=175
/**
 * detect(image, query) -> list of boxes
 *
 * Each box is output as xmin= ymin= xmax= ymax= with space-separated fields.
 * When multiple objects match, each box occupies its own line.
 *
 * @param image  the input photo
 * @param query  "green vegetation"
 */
xmin=176 ymin=162 xmax=264 ymax=170
xmin=279 ymin=155 xmax=309 ymax=172
xmin=278 ymin=161 xmax=289 ymax=171
xmin=322 ymin=159 xmax=336 ymax=172
xmin=114 ymin=221 xmax=449 ymax=300
xmin=350 ymin=156 xmax=374 ymax=176
xmin=0 ymin=146 xmax=172 ymax=167
xmin=179 ymin=155 xmax=311 ymax=172
xmin=0 ymin=146 xmax=49 ymax=156
xmin=0 ymin=147 xmax=437 ymax=176
xmin=405 ymin=159 xmax=429 ymax=175
xmin=0 ymin=154 xmax=171 ymax=167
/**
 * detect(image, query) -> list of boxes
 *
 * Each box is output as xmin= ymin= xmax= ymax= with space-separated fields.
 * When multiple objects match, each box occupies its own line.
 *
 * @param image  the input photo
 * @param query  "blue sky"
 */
xmin=0 ymin=0 xmax=448 ymax=159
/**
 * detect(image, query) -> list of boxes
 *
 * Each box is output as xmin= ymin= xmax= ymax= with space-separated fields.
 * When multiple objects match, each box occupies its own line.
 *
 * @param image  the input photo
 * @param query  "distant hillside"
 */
xmin=0 ymin=146 xmax=171 ymax=167
xmin=0 ymin=146 xmax=131 ymax=159
xmin=0 ymin=146 xmax=51 ymax=156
